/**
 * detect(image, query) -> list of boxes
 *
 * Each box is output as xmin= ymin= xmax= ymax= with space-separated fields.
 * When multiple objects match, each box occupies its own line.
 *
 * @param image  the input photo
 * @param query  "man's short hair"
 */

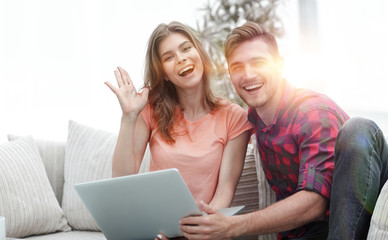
xmin=224 ymin=22 xmax=280 ymax=60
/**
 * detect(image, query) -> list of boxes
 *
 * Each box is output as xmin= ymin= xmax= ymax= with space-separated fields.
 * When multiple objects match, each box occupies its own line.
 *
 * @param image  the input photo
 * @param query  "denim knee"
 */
xmin=334 ymin=117 xmax=380 ymax=160
xmin=341 ymin=117 xmax=377 ymax=136
xmin=337 ymin=117 xmax=378 ymax=143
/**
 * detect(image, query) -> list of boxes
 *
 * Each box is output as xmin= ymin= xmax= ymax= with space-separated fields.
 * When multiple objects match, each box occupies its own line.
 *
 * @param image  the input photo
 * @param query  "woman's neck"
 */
xmin=176 ymin=85 xmax=209 ymax=122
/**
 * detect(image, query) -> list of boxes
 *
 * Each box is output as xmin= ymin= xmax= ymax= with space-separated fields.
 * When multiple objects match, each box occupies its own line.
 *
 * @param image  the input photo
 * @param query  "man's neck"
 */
xmin=255 ymin=107 xmax=277 ymax=127
xmin=255 ymin=81 xmax=284 ymax=126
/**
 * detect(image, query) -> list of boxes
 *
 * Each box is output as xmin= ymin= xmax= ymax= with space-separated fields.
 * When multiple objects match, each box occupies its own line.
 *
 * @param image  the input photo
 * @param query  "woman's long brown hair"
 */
xmin=143 ymin=21 xmax=221 ymax=143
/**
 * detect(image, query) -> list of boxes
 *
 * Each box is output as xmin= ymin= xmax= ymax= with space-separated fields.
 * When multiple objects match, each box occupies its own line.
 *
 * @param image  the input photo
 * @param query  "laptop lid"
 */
xmin=74 ymin=168 xmax=243 ymax=240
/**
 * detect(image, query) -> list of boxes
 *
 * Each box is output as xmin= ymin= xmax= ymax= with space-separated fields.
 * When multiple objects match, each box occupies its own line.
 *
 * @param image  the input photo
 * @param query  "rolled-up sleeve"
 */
xmin=296 ymin=109 xmax=343 ymax=199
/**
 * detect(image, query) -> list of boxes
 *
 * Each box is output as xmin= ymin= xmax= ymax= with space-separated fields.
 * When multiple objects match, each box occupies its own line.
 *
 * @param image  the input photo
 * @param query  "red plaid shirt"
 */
xmin=248 ymin=80 xmax=349 ymax=239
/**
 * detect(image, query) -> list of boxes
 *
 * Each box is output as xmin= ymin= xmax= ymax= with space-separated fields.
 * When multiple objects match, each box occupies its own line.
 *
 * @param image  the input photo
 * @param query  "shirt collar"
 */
xmin=248 ymin=79 xmax=295 ymax=131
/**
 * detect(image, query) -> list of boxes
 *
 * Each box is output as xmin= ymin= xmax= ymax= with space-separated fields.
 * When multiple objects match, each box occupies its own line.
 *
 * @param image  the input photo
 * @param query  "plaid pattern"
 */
xmin=248 ymin=81 xmax=349 ymax=239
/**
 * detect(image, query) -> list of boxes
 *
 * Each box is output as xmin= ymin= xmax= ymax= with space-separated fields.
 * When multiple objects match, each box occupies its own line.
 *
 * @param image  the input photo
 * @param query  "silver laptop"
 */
xmin=74 ymin=168 xmax=244 ymax=240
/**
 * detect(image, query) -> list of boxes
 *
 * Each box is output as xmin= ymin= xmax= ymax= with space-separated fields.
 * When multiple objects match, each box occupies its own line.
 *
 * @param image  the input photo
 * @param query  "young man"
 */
xmin=178 ymin=22 xmax=388 ymax=240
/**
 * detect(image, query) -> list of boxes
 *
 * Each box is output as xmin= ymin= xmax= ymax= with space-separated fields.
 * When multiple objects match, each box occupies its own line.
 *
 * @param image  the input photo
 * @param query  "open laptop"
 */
xmin=74 ymin=168 xmax=244 ymax=240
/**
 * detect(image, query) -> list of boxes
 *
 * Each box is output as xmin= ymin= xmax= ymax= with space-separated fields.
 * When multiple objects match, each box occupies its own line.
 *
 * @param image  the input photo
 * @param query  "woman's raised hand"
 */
xmin=105 ymin=66 xmax=149 ymax=116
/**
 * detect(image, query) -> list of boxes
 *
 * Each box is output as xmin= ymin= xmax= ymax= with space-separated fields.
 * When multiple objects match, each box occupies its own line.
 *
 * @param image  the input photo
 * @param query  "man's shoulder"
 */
xmin=293 ymin=88 xmax=344 ymax=115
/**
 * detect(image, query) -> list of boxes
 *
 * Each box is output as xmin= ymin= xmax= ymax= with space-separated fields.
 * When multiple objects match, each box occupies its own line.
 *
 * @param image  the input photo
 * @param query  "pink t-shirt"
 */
xmin=140 ymin=101 xmax=252 ymax=204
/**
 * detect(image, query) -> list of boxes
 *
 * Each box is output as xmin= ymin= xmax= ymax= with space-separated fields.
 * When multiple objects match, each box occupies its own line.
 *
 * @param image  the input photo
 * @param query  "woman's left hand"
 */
xmin=155 ymin=233 xmax=187 ymax=240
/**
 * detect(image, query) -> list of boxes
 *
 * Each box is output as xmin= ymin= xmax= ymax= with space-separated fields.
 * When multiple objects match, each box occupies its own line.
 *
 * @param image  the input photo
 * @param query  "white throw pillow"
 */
xmin=0 ymin=136 xmax=71 ymax=238
xmin=8 ymin=135 xmax=66 ymax=205
xmin=61 ymin=121 xmax=117 ymax=231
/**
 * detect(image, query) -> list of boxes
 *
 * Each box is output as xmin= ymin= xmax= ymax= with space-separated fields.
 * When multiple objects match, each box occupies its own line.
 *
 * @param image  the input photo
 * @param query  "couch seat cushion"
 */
xmin=23 ymin=231 xmax=106 ymax=240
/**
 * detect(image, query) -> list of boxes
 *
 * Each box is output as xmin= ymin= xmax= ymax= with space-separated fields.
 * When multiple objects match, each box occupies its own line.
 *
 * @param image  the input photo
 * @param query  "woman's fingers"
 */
xmin=104 ymin=81 xmax=117 ymax=94
xmin=114 ymin=69 xmax=124 ymax=87
xmin=139 ymin=87 xmax=149 ymax=101
xmin=155 ymin=233 xmax=169 ymax=240
xmin=117 ymin=67 xmax=137 ymax=94
xmin=117 ymin=67 xmax=127 ymax=84
xmin=109 ymin=66 xmax=140 ymax=98
xmin=117 ymin=66 xmax=134 ymax=85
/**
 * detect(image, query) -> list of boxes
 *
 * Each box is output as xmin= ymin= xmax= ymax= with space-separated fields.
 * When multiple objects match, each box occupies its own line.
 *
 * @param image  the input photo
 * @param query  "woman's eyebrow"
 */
xmin=179 ymin=41 xmax=190 ymax=48
xmin=160 ymin=41 xmax=191 ymax=58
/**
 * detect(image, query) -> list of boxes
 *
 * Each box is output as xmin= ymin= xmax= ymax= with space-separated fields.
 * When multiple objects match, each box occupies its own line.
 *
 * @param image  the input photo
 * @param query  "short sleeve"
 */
xmin=140 ymin=103 xmax=154 ymax=129
xmin=225 ymin=103 xmax=253 ymax=141
xmin=296 ymin=109 xmax=343 ymax=199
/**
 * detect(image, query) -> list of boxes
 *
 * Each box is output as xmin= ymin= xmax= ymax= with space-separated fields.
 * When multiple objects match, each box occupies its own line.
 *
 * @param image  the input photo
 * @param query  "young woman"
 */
xmin=105 ymin=21 xmax=251 ymax=210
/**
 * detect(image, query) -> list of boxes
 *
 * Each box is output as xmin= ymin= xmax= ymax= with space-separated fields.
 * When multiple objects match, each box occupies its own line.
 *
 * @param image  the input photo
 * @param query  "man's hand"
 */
xmin=179 ymin=201 xmax=232 ymax=240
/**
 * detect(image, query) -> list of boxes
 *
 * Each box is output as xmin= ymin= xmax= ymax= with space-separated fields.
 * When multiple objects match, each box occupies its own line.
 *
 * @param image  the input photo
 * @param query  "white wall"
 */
xmin=0 ymin=0 xmax=207 ymax=143
xmin=319 ymin=0 xmax=388 ymax=135
xmin=1 ymin=0 xmax=388 ymax=144
xmin=282 ymin=0 xmax=388 ymax=136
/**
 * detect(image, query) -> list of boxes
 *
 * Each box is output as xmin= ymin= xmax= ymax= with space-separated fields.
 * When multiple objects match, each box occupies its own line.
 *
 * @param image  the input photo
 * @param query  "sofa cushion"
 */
xmin=7 ymin=135 xmax=66 ymax=205
xmin=254 ymin=136 xmax=277 ymax=240
xmin=367 ymin=180 xmax=388 ymax=239
xmin=23 ymin=230 xmax=106 ymax=240
xmin=61 ymin=121 xmax=117 ymax=231
xmin=230 ymin=136 xmax=277 ymax=240
xmin=0 ymin=136 xmax=71 ymax=238
xmin=230 ymin=142 xmax=259 ymax=214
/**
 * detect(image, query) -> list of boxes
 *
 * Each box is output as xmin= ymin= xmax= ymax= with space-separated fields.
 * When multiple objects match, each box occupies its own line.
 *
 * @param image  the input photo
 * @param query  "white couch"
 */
xmin=0 ymin=120 xmax=387 ymax=240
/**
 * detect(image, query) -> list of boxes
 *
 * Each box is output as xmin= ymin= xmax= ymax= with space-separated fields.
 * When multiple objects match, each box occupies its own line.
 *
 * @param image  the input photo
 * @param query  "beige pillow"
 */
xmin=367 ymin=180 xmax=388 ymax=239
xmin=8 ymin=135 xmax=66 ymax=205
xmin=254 ymin=136 xmax=277 ymax=240
xmin=61 ymin=121 xmax=117 ymax=230
xmin=230 ymin=136 xmax=276 ymax=240
xmin=0 ymin=136 xmax=70 ymax=238
xmin=230 ymin=142 xmax=259 ymax=214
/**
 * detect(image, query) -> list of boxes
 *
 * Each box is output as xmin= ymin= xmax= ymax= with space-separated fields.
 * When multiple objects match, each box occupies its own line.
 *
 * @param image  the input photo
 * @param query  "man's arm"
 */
xmin=180 ymin=190 xmax=327 ymax=240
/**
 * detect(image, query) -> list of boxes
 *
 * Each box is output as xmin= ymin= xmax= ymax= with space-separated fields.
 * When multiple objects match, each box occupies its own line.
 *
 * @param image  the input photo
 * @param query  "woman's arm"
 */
xmin=112 ymin=114 xmax=150 ymax=177
xmin=209 ymin=130 xmax=250 ymax=209
xmin=105 ymin=66 xmax=150 ymax=177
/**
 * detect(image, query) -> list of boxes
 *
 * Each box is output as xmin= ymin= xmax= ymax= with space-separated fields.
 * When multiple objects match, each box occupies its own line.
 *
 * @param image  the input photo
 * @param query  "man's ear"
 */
xmin=275 ymin=57 xmax=284 ymax=73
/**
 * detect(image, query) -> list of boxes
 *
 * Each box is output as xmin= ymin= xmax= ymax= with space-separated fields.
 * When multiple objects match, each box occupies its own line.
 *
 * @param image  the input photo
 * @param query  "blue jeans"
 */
xmin=328 ymin=117 xmax=388 ymax=240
